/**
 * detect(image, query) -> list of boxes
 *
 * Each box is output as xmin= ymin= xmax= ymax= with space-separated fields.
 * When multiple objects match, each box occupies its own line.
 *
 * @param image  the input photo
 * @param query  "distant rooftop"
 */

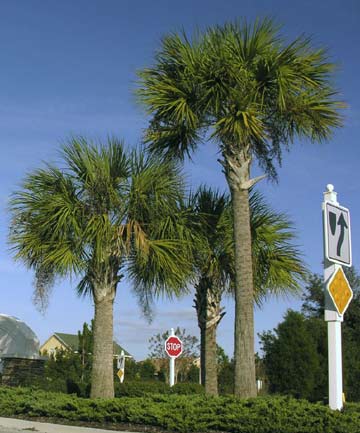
xmin=53 ymin=332 xmax=131 ymax=357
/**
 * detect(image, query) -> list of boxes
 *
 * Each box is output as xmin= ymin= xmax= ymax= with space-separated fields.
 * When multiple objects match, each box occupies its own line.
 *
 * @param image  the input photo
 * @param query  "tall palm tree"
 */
xmin=137 ymin=19 xmax=342 ymax=396
xmin=9 ymin=137 xmax=193 ymax=399
xmin=191 ymin=187 xmax=306 ymax=396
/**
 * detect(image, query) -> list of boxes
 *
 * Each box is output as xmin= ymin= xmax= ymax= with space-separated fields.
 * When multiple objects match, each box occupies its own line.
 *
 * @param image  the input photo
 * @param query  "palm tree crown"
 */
xmin=138 ymin=19 xmax=342 ymax=178
xmin=9 ymin=137 xmax=192 ymax=398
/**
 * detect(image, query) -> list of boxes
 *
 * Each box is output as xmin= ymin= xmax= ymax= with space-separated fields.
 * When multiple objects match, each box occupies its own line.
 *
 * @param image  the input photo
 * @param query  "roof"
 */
xmin=0 ymin=314 xmax=40 ymax=359
xmin=52 ymin=333 xmax=131 ymax=356
xmin=54 ymin=333 xmax=79 ymax=351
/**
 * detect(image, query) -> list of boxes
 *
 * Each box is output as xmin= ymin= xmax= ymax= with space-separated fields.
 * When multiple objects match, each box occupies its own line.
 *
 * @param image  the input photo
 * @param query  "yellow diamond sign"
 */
xmin=327 ymin=267 xmax=353 ymax=315
xmin=117 ymin=369 xmax=124 ymax=382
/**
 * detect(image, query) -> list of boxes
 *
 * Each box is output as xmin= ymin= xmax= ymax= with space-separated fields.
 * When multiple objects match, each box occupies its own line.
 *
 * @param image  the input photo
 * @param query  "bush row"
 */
xmin=114 ymin=381 xmax=204 ymax=397
xmin=1 ymin=386 xmax=360 ymax=432
xmin=28 ymin=378 xmax=204 ymax=398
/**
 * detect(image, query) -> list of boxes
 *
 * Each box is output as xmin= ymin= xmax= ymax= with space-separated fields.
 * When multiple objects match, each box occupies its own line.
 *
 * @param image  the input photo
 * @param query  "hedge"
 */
xmin=0 ymin=387 xmax=360 ymax=432
xmin=114 ymin=381 xmax=204 ymax=397
xmin=27 ymin=377 xmax=204 ymax=398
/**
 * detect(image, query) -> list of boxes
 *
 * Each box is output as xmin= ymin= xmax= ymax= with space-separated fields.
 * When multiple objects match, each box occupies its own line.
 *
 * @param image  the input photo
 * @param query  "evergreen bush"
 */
xmin=0 ymin=387 xmax=360 ymax=432
xmin=170 ymin=382 xmax=204 ymax=395
xmin=114 ymin=381 xmax=169 ymax=397
xmin=114 ymin=381 xmax=204 ymax=397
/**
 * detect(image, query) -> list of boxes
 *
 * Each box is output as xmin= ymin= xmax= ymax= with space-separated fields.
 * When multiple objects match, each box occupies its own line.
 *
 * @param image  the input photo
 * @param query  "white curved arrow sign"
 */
xmin=324 ymin=202 xmax=351 ymax=267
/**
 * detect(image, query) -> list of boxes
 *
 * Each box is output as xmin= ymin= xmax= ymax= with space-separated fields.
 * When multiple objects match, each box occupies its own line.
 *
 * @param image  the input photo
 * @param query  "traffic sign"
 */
xmin=324 ymin=202 xmax=351 ymax=266
xmin=326 ymin=267 xmax=353 ymax=316
xmin=322 ymin=185 xmax=352 ymax=411
xmin=116 ymin=350 xmax=126 ymax=383
xmin=165 ymin=335 xmax=183 ymax=358
xmin=117 ymin=369 xmax=124 ymax=383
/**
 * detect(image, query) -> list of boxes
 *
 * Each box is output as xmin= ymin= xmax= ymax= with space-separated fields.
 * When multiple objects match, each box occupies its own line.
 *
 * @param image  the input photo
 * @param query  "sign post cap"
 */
xmin=324 ymin=183 xmax=338 ymax=204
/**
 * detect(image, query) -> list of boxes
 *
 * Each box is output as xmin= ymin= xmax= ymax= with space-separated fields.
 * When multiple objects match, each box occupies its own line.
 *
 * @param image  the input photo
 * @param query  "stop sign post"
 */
xmin=165 ymin=328 xmax=183 ymax=386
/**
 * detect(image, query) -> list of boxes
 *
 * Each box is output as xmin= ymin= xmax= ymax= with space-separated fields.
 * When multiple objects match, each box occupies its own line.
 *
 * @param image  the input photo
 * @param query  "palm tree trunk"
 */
xmin=205 ymin=322 xmax=218 ymax=395
xmin=231 ymin=186 xmax=256 ymax=398
xmin=195 ymin=278 xmax=225 ymax=396
xmin=200 ymin=324 xmax=206 ymax=386
xmin=222 ymin=145 xmax=258 ymax=398
xmin=90 ymin=287 xmax=115 ymax=399
xmin=199 ymin=319 xmax=219 ymax=395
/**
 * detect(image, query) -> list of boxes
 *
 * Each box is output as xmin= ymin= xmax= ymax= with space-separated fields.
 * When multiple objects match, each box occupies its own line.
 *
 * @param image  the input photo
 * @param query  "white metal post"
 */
xmin=169 ymin=328 xmax=175 ymax=387
xmin=323 ymin=184 xmax=343 ymax=410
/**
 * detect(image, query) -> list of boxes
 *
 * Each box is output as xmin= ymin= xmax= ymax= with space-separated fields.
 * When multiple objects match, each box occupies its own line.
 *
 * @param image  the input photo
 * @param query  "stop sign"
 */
xmin=165 ymin=335 xmax=183 ymax=358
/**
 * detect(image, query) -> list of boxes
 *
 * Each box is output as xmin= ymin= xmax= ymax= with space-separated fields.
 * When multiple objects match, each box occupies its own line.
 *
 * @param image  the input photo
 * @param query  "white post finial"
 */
xmin=324 ymin=184 xmax=338 ymax=205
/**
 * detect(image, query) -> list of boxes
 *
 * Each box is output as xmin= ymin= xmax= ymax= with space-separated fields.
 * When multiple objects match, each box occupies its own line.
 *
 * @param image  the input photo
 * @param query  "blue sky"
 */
xmin=0 ymin=0 xmax=359 ymax=360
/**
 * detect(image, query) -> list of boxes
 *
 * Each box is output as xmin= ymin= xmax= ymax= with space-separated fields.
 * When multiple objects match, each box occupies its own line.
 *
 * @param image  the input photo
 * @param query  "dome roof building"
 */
xmin=0 ymin=314 xmax=40 ymax=359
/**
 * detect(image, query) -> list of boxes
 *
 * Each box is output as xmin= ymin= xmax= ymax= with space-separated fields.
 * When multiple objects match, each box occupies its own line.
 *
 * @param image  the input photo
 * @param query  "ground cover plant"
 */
xmin=0 ymin=386 xmax=360 ymax=433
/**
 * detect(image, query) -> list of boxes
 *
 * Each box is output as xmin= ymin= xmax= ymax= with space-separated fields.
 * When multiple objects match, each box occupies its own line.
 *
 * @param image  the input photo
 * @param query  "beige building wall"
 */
xmin=40 ymin=336 xmax=67 ymax=356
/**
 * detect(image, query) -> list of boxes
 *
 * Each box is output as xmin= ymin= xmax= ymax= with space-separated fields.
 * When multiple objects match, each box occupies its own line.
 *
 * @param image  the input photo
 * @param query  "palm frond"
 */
xmin=129 ymin=238 xmax=192 ymax=298
xmin=9 ymin=166 xmax=85 ymax=276
xmin=249 ymin=191 xmax=308 ymax=305
xmin=137 ymin=18 xmax=343 ymax=180
xmin=10 ymin=138 xmax=192 ymax=309
xmin=188 ymin=186 xmax=306 ymax=308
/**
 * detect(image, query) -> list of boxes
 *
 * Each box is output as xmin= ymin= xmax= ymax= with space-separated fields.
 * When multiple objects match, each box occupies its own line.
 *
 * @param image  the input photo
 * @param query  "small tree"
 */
xmin=149 ymin=327 xmax=200 ymax=359
xmin=260 ymin=310 xmax=323 ymax=400
xmin=148 ymin=328 xmax=199 ymax=383
xmin=302 ymin=268 xmax=360 ymax=401
xmin=43 ymin=321 xmax=94 ymax=396
xmin=78 ymin=321 xmax=93 ymax=384
xmin=260 ymin=268 xmax=360 ymax=402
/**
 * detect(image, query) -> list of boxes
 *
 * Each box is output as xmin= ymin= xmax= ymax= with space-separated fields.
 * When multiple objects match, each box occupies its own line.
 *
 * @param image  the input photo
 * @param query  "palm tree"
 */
xmin=137 ymin=19 xmax=343 ymax=396
xmin=190 ymin=187 xmax=230 ymax=396
xmin=9 ymin=137 xmax=193 ymax=399
xmin=190 ymin=187 xmax=306 ymax=396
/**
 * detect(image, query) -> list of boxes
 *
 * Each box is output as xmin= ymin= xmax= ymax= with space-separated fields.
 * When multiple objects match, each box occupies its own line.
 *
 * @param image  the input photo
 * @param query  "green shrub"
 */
xmin=114 ymin=380 xmax=203 ymax=397
xmin=1 ymin=387 xmax=360 ymax=432
xmin=23 ymin=376 xmax=90 ymax=398
xmin=218 ymin=360 xmax=234 ymax=395
xmin=170 ymin=382 xmax=204 ymax=395
xmin=114 ymin=380 xmax=169 ymax=397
